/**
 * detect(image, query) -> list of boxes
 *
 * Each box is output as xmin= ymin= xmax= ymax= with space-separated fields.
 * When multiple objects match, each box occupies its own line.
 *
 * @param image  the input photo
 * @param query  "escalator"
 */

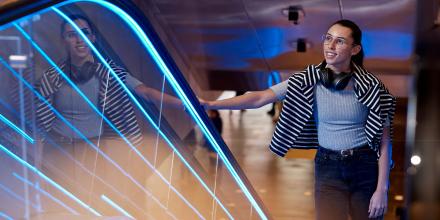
xmin=0 ymin=0 xmax=270 ymax=219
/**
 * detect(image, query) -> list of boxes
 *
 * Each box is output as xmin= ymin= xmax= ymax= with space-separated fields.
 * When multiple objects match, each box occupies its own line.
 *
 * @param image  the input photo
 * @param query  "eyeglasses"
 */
xmin=64 ymin=28 xmax=92 ymax=40
xmin=322 ymin=34 xmax=355 ymax=47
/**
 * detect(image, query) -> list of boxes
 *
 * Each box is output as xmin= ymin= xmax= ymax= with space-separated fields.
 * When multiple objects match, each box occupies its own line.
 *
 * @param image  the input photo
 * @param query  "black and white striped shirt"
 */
xmin=269 ymin=62 xmax=396 ymax=157
xmin=36 ymin=59 xmax=143 ymax=146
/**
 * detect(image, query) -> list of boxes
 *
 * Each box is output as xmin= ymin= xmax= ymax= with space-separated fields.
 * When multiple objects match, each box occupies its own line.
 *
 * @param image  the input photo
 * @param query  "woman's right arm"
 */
xmin=201 ymin=80 xmax=288 ymax=110
xmin=201 ymin=89 xmax=279 ymax=110
xmin=200 ymin=89 xmax=278 ymax=109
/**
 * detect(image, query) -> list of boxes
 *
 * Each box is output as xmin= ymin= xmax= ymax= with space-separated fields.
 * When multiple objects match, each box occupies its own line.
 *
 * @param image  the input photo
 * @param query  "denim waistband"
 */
xmin=317 ymin=145 xmax=375 ymax=160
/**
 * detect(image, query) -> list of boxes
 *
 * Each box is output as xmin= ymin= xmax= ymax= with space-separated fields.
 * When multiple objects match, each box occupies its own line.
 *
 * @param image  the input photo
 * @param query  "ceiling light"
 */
xmin=282 ymin=5 xmax=305 ymax=25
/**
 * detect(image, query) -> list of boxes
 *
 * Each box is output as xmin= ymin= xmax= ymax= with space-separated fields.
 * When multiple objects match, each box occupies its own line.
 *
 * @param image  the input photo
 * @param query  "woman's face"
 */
xmin=322 ymin=24 xmax=361 ymax=71
xmin=63 ymin=19 xmax=96 ymax=61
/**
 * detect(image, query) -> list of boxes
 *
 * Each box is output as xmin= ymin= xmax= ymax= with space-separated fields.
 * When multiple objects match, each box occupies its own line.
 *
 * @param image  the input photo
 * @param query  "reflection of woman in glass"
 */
xmin=37 ymin=14 xmax=180 ymax=143
xmin=201 ymin=20 xmax=396 ymax=220
xmin=38 ymin=14 xmax=182 ymax=142
xmin=35 ymin=14 xmax=181 ymax=216
xmin=35 ymin=14 xmax=149 ymax=216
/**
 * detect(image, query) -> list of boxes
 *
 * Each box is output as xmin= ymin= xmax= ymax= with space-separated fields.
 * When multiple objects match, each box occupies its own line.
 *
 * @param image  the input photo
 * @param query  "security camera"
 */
xmin=284 ymin=5 xmax=305 ymax=25
xmin=297 ymin=38 xmax=306 ymax=52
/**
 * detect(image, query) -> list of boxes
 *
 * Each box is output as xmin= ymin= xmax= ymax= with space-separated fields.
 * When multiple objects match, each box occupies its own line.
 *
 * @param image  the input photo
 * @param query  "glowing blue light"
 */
xmin=12 ymin=172 xmax=79 ymax=215
xmin=14 ymin=18 xmax=203 ymax=220
xmin=1 ymin=1 xmax=268 ymax=218
xmin=101 ymin=195 xmax=134 ymax=219
xmin=0 ymin=99 xmax=36 ymax=142
xmin=0 ymin=211 xmax=13 ymax=220
xmin=0 ymin=113 xmax=34 ymax=144
xmin=0 ymin=57 xmax=177 ymax=220
xmin=362 ymin=31 xmax=413 ymax=59
xmin=267 ymin=71 xmax=281 ymax=87
xmin=0 ymin=143 xmax=102 ymax=216
xmin=52 ymin=7 xmax=224 ymax=219
xmin=272 ymin=71 xmax=281 ymax=84
xmin=42 ymin=139 xmax=150 ymax=217
xmin=51 ymin=1 xmax=267 ymax=219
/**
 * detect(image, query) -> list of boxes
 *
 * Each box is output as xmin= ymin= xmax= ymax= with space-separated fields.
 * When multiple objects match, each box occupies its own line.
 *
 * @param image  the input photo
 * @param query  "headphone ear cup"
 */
xmin=333 ymin=72 xmax=352 ymax=90
xmin=81 ymin=61 xmax=96 ymax=78
xmin=320 ymin=67 xmax=352 ymax=90
xmin=74 ymin=61 xmax=96 ymax=84
xmin=319 ymin=67 xmax=333 ymax=89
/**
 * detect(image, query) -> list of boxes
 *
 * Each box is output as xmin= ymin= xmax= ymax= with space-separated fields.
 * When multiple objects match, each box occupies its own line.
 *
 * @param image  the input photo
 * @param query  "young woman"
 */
xmin=201 ymin=20 xmax=396 ymax=220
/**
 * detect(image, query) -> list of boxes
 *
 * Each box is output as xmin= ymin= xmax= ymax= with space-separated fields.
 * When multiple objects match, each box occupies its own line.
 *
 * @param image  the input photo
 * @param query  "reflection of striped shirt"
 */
xmin=269 ymin=62 xmax=396 ymax=158
xmin=36 ymin=59 xmax=142 ymax=146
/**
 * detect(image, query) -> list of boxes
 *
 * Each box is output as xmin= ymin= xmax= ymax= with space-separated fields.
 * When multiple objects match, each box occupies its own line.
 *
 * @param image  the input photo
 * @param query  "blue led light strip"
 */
xmin=101 ymin=195 xmax=134 ymax=219
xmin=2 ymin=1 xmax=267 ymax=218
xmin=43 ymin=140 xmax=152 ymax=218
xmin=0 ymin=97 xmax=150 ymax=218
xmin=273 ymin=71 xmax=281 ymax=84
xmin=0 ymin=57 xmax=177 ymax=220
xmin=54 ymin=7 xmax=229 ymax=218
xmin=0 ymin=143 xmax=101 ymax=216
xmin=12 ymin=172 xmax=79 ymax=215
xmin=13 ymin=22 xmax=203 ymax=220
xmin=52 ymin=5 xmax=236 ymax=218
xmin=0 ymin=85 xmax=151 ymax=219
xmin=0 ymin=212 xmax=13 ymax=220
xmin=52 ymin=1 xmax=267 ymax=219
xmin=0 ymin=113 xmax=34 ymax=144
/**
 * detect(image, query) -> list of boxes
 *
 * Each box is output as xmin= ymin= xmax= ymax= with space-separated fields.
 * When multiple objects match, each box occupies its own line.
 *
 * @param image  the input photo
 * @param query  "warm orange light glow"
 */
xmin=394 ymin=195 xmax=404 ymax=201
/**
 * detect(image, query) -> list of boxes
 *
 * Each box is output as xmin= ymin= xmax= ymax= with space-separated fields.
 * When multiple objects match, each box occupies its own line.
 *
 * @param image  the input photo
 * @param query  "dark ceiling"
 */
xmin=133 ymin=0 xmax=417 ymax=96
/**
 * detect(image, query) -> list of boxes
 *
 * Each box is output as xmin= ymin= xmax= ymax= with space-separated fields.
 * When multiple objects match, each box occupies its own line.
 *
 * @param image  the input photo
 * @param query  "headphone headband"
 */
xmin=65 ymin=57 xmax=97 ymax=84
xmin=319 ymin=60 xmax=353 ymax=90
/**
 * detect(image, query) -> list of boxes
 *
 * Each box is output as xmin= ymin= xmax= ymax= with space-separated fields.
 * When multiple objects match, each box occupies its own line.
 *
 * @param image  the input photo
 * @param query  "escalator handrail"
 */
xmin=105 ymin=1 xmax=271 ymax=218
xmin=0 ymin=1 xmax=272 ymax=219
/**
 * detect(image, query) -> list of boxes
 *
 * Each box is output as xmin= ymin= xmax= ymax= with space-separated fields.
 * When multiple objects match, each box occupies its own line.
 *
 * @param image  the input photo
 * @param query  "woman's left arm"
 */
xmin=369 ymin=126 xmax=391 ymax=218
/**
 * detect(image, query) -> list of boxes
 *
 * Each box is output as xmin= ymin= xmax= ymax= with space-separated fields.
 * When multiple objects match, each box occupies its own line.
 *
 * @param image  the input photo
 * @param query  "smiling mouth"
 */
xmin=76 ymin=45 xmax=87 ymax=49
xmin=325 ymin=50 xmax=337 ymax=57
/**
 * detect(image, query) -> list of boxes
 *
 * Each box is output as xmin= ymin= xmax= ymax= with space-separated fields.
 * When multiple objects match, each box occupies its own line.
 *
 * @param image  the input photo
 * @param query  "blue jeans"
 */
xmin=314 ymin=147 xmax=383 ymax=220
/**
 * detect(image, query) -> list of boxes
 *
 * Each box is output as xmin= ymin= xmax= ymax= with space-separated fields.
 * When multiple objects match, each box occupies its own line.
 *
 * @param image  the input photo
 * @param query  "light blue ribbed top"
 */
xmin=270 ymin=79 xmax=369 ymax=150
xmin=313 ymin=82 xmax=368 ymax=150
xmin=52 ymin=74 xmax=142 ymax=138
